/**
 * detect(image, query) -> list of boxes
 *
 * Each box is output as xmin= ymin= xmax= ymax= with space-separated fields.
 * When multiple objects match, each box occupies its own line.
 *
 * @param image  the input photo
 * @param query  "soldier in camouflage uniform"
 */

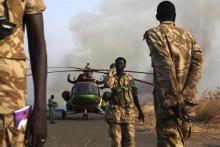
xmin=0 ymin=0 xmax=47 ymax=147
xmin=143 ymin=1 xmax=203 ymax=147
xmin=105 ymin=57 xmax=145 ymax=147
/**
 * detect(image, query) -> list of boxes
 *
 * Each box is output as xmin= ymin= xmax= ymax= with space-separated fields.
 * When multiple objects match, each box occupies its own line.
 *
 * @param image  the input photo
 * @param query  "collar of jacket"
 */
xmin=160 ymin=21 xmax=175 ymax=26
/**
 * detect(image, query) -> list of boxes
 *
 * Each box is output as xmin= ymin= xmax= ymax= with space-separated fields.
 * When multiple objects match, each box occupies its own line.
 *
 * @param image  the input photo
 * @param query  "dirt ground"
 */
xmin=44 ymin=111 xmax=220 ymax=147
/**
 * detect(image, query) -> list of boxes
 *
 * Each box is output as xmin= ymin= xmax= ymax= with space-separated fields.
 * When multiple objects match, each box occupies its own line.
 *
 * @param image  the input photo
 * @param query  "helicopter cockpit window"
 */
xmin=72 ymin=82 xmax=99 ymax=95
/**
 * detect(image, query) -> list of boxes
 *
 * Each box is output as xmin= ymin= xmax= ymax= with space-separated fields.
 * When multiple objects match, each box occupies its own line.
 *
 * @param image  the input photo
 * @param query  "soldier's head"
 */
xmin=115 ymin=57 xmax=126 ymax=73
xmin=50 ymin=95 xmax=54 ymax=99
xmin=156 ymin=1 xmax=176 ymax=22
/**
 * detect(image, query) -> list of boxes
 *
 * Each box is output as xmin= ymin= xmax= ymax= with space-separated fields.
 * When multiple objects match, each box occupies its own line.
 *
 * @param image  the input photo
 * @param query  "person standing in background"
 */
xmin=105 ymin=57 xmax=144 ymax=147
xmin=48 ymin=95 xmax=58 ymax=124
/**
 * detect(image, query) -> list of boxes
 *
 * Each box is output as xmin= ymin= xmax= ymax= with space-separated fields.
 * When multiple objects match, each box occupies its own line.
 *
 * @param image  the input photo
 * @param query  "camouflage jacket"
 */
xmin=105 ymin=73 xmax=137 ymax=123
xmin=144 ymin=21 xmax=203 ymax=106
xmin=0 ymin=0 xmax=46 ymax=59
xmin=0 ymin=0 xmax=45 ymax=114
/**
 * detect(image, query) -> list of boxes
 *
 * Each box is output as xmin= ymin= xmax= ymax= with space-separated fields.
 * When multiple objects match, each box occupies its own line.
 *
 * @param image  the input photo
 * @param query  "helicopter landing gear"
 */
xmin=82 ymin=113 xmax=88 ymax=120
xmin=62 ymin=110 xmax=66 ymax=120
xmin=82 ymin=109 xmax=88 ymax=120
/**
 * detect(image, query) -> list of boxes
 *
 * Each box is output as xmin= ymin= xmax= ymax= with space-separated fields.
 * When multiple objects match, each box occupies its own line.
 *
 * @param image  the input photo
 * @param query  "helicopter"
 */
xmin=61 ymin=66 xmax=107 ymax=120
xmin=28 ymin=63 xmax=153 ymax=120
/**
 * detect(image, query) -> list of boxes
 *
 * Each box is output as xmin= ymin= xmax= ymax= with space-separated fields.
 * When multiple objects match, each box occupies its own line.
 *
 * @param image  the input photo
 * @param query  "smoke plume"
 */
xmin=50 ymin=0 xmax=220 ymax=104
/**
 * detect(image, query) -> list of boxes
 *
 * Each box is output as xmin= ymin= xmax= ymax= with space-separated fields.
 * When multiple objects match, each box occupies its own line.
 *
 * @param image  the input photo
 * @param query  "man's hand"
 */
xmin=178 ymin=103 xmax=191 ymax=121
xmin=25 ymin=109 xmax=47 ymax=147
xmin=138 ymin=111 xmax=145 ymax=122
xmin=110 ymin=63 xmax=115 ymax=69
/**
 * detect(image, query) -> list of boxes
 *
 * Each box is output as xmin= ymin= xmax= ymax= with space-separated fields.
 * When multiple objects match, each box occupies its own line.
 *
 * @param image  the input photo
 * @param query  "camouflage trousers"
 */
xmin=156 ymin=117 xmax=191 ymax=147
xmin=154 ymin=102 xmax=192 ymax=147
xmin=0 ymin=114 xmax=25 ymax=147
xmin=108 ymin=123 xmax=135 ymax=147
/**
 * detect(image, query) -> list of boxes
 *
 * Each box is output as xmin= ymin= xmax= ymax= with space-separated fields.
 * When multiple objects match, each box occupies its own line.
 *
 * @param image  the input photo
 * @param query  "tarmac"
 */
xmin=44 ymin=113 xmax=220 ymax=147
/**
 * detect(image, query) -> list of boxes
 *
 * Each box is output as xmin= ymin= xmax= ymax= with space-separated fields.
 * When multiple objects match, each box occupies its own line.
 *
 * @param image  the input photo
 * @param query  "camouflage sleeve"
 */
xmin=25 ymin=0 xmax=46 ymax=14
xmin=183 ymin=37 xmax=203 ymax=101
xmin=128 ymin=75 xmax=138 ymax=97
xmin=145 ymin=30 xmax=181 ymax=107
xmin=145 ymin=30 xmax=177 ymax=91
xmin=104 ymin=71 xmax=115 ymax=89
xmin=0 ymin=0 xmax=4 ymax=17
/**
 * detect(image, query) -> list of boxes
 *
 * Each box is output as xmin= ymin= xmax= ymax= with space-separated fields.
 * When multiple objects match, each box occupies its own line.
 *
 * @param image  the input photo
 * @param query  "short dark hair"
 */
xmin=157 ymin=1 xmax=176 ymax=21
xmin=115 ymin=57 xmax=126 ymax=64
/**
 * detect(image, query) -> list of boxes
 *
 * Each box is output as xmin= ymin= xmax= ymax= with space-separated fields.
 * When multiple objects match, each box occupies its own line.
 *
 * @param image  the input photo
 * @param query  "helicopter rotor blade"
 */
xmin=90 ymin=68 xmax=153 ymax=75
xmin=27 ymin=66 xmax=84 ymax=71
xmin=124 ymin=70 xmax=152 ymax=75
xmin=27 ymin=69 xmax=154 ymax=85
xmin=27 ymin=67 xmax=153 ymax=77
xmin=26 ymin=69 xmax=107 ymax=76
xmin=92 ymin=71 xmax=107 ymax=74
xmin=89 ymin=68 xmax=108 ymax=72
xmin=47 ymin=69 xmax=83 ymax=74
xmin=26 ymin=69 xmax=84 ymax=76
xmin=48 ymin=67 xmax=153 ymax=75
xmin=90 ymin=69 xmax=152 ymax=75
xmin=133 ymin=78 xmax=154 ymax=86
xmin=48 ymin=66 xmax=84 ymax=70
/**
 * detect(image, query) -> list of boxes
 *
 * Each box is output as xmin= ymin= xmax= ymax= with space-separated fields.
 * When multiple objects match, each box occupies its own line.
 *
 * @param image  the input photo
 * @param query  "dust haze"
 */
xmin=46 ymin=0 xmax=220 ymax=105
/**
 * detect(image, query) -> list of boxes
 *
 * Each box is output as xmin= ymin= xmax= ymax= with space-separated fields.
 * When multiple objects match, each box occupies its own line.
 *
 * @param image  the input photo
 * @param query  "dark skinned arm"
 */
xmin=24 ymin=13 xmax=47 ymax=147
xmin=133 ymin=94 xmax=145 ymax=122
xmin=131 ymin=81 xmax=145 ymax=122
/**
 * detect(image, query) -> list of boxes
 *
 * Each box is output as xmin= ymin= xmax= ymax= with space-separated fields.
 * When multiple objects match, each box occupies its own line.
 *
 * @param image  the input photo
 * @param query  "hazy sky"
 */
xmin=26 ymin=0 xmax=102 ymax=105
xmin=44 ymin=0 xmax=101 ymax=66
xmin=26 ymin=0 xmax=220 ymax=107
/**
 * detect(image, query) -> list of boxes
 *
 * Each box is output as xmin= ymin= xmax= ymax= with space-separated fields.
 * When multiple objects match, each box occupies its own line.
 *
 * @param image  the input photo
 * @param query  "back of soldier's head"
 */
xmin=156 ymin=1 xmax=176 ymax=22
